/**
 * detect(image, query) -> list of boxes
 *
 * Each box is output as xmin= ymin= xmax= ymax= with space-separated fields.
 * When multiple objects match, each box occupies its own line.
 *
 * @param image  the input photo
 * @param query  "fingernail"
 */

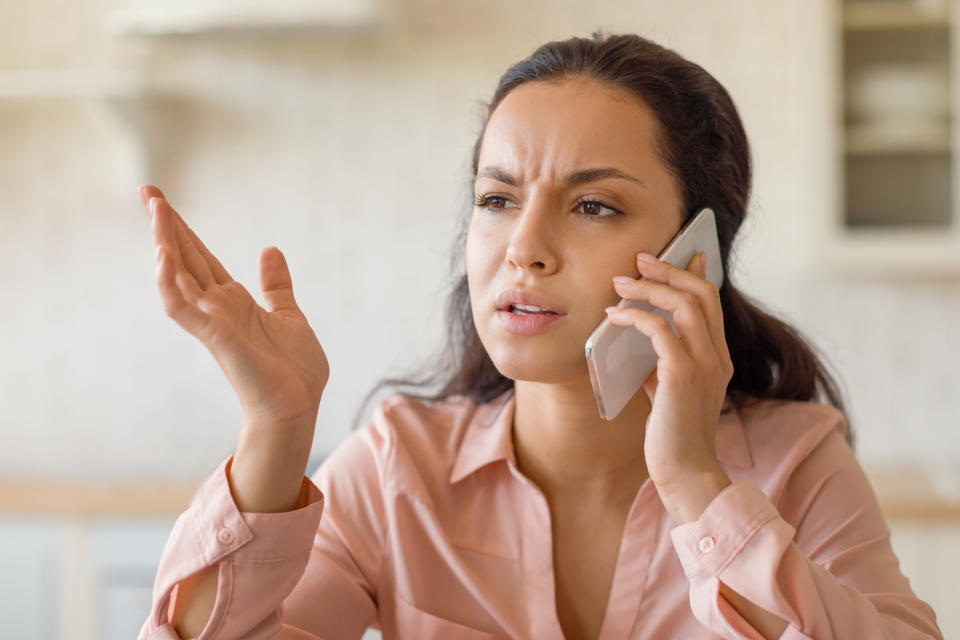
xmin=605 ymin=306 xmax=622 ymax=314
xmin=612 ymin=276 xmax=634 ymax=284
xmin=700 ymin=252 xmax=707 ymax=270
xmin=637 ymin=252 xmax=658 ymax=264
xmin=149 ymin=197 xmax=159 ymax=213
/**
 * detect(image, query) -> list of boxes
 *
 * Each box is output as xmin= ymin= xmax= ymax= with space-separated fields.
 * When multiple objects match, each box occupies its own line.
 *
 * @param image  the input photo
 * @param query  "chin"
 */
xmin=484 ymin=341 xmax=589 ymax=384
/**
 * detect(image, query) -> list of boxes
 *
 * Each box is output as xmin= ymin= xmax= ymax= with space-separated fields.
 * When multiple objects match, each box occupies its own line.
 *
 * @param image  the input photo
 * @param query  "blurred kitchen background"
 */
xmin=1 ymin=0 xmax=958 ymax=638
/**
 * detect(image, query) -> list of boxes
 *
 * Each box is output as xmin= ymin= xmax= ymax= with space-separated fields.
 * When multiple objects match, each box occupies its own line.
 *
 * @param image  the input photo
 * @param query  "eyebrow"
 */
xmin=475 ymin=165 xmax=647 ymax=189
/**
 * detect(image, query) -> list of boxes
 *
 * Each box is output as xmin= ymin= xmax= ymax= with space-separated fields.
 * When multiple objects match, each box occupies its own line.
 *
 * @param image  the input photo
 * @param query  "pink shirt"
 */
xmin=138 ymin=388 xmax=943 ymax=639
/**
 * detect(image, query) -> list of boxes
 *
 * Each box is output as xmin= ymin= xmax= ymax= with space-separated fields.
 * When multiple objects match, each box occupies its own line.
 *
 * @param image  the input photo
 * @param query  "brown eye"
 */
xmin=474 ymin=194 xmax=518 ymax=211
xmin=575 ymin=198 xmax=623 ymax=220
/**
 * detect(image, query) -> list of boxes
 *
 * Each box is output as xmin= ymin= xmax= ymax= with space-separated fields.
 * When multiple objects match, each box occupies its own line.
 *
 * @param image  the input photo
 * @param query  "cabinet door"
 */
xmin=0 ymin=516 xmax=62 ymax=639
xmin=889 ymin=521 xmax=960 ymax=639
xmin=90 ymin=517 xmax=177 ymax=640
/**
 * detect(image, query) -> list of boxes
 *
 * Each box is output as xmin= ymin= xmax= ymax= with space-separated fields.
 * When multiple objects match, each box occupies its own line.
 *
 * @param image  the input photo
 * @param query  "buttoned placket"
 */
xmin=505 ymin=459 xmax=565 ymax=639
xmin=595 ymin=479 xmax=660 ymax=639
xmin=505 ymin=458 xmax=661 ymax=639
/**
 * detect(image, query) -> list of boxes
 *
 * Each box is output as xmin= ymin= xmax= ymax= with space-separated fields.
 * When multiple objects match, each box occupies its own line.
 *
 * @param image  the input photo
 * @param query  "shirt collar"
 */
xmin=449 ymin=388 xmax=517 ymax=484
xmin=448 ymin=388 xmax=753 ymax=485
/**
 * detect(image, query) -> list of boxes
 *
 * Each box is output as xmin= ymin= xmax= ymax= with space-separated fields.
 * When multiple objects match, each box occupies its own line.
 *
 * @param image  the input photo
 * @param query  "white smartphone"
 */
xmin=584 ymin=208 xmax=724 ymax=420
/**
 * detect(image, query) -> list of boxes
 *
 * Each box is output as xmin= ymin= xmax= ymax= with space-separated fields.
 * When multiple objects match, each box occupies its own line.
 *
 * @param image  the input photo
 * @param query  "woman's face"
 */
xmin=466 ymin=76 xmax=685 ymax=383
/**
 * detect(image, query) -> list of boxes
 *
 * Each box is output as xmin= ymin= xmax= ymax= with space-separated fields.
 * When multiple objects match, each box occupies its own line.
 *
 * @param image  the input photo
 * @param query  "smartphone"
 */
xmin=584 ymin=207 xmax=724 ymax=420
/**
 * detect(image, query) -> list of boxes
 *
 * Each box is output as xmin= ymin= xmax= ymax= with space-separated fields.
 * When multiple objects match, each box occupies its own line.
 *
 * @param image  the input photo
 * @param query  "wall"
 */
xmin=0 ymin=0 xmax=957 ymax=637
xmin=3 ymin=0 xmax=955 ymax=481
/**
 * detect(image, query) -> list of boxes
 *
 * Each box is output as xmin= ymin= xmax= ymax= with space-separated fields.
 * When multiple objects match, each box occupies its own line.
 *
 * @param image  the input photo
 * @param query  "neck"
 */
xmin=511 ymin=378 xmax=651 ymax=510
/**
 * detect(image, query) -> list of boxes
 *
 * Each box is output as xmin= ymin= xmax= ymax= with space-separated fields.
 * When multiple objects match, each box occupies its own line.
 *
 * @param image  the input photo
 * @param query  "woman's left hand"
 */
xmin=605 ymin=251 xmax=735 ymax=524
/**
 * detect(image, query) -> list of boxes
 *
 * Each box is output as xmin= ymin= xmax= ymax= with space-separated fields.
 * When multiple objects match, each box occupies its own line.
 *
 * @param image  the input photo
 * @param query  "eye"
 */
xmin=575 ymin=198 xmax=623 ymax=220
xmin=472 ymin=193 xmax=624 ymax=221
xmin=473 ymin=194 xmax=519 ymax=211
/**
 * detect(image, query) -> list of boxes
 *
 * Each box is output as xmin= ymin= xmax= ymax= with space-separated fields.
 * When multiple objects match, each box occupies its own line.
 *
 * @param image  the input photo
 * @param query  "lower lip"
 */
xmin=495 ymin=310 xmax=565 ymax=335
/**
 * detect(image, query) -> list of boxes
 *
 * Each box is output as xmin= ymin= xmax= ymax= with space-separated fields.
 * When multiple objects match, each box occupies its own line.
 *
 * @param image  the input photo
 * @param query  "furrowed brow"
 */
xmin=476 ymin=166 xmax=646 ymax=189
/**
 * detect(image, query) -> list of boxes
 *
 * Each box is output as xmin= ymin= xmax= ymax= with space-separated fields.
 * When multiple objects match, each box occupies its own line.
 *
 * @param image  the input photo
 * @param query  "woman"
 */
xmin=137 ymin=32 xmax=943 ymax=640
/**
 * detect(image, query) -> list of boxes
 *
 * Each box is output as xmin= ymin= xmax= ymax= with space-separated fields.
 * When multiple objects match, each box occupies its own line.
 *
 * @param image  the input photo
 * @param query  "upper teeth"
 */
xmin=513 ymin=304 xmax=546 ymax=312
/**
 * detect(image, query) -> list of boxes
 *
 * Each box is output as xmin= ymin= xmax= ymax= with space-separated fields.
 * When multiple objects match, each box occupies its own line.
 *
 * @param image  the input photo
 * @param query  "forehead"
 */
xmin=478 ymin=77 xmax=665 ymax=181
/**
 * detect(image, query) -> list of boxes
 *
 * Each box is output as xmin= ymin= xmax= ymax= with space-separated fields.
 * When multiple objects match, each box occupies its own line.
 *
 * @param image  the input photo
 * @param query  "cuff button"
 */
xmin=217 ymin=526 xmax=236 ymax=545
xmin=698 ymin=535 xmax=715 ymax=553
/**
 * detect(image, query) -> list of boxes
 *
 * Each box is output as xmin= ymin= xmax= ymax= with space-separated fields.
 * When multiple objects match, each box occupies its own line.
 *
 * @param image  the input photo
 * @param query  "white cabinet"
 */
xmin=90 ymin=518 xmax=179 ymax=640
xmin=888 ymin=520 xmax=960 ymax=638
xmin=0 ymin=515 xmax=176 ymax=640
xmin=825 ymin=0 xmax=960 ymax=276
xmin=0 ymin=517 xmax=62 ymax=639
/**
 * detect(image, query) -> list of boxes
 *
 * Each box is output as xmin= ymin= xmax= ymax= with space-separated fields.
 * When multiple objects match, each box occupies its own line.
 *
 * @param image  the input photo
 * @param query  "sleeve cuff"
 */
xmin=669 ymin=478 xmax=780 ymax=578
xmin=190 ymin=454 xmax=325 ymax=564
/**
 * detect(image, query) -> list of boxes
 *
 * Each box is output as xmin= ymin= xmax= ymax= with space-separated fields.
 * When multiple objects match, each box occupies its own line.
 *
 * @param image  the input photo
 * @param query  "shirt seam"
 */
xmin=373 ymin=401 xmax=400 ymax=607
xmin=714 ymin=509 xmax=780 ymax=575
xmin=232 ymin=547 xmax=315 ymax=564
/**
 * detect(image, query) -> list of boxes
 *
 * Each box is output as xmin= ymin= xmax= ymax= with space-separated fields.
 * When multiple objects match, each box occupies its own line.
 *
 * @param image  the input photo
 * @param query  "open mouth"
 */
xmin=507 ymin=304 xmax=559 ymax=316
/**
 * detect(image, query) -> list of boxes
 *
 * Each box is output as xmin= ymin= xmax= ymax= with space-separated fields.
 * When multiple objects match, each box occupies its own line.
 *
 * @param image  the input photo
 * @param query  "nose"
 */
xmin=503 ymin=194 xmax=559 ymax=274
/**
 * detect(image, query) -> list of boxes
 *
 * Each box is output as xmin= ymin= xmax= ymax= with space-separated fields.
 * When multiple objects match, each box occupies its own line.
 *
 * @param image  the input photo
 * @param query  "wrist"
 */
xmin=241 ymin=402 xmax=320 ymax=433
xmin=231 ymin=419 xmax=316 ymax=513
xmin=654 ymin=466 xmax=731 ymax=525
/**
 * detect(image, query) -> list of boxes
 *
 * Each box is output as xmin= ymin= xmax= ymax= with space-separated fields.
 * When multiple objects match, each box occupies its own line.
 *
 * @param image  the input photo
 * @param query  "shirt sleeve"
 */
xmin=669 ymin=422 xmax=944 ymax=640
xmin=138 ymin=408 xmax=392 ymax=640
xmin=279 ymin=418 xmax=391 ymax=639
xmin=137 ymin=454 xmax=327 ymax=640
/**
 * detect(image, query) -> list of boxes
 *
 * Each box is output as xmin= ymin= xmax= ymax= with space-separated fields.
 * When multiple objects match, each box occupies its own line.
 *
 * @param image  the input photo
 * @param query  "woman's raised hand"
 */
xmin=140 ymin=185 xmax=329 ymax=430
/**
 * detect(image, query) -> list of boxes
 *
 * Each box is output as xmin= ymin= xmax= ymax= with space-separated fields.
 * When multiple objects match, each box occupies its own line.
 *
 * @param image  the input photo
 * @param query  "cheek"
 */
xmin=465 ymin=225 xmax=490 ymax=306
xmin=465 ymin=221 xmax=499 ymax=276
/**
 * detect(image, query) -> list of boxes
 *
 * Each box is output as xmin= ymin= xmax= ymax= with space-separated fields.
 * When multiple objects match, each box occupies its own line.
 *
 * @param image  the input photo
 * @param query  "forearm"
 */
xmin=169 ymin=412 xmax=318 ymax=639
xmin=230 ymin=413 xmax=317 ymax=513
xmin=171 ymin=565 xmax=219 ymax=639
xmin=718 ymin=582 xmax=789 ymax=640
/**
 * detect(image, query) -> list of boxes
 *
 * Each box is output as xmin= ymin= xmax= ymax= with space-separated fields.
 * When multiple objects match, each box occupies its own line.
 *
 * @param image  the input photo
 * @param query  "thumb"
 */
xmin=259 ymin=246 xmax=301 ymax=314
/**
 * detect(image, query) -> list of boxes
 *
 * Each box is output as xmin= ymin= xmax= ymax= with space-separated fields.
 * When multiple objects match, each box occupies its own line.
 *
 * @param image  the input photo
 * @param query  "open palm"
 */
xmin=141 ymin=185 xmax=329 ymax=427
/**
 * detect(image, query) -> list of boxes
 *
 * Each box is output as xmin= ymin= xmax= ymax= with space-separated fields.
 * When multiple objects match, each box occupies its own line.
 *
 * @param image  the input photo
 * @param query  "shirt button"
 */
xmin=698 ymin=535 xmax=715 ymax=553
xmin=217 ymin=526 xmax=236 ymax=545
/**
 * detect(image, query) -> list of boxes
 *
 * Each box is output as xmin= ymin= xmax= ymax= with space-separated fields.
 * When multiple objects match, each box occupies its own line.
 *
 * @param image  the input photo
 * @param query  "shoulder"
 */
xmin=323 ymin=392 xmax=487 ymax=496
xmin=729 ymin=397 xmax=852 ymax=498
xmin=370 ymin=391 xmax=483 ymax=456
xmin=736 ymin=396 xmax=848 ymax=457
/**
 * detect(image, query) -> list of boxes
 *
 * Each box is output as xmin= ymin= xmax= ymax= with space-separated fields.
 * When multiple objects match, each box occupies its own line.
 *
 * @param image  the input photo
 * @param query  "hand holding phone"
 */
xmin=584 ymin=208 xmax=724 ymax=420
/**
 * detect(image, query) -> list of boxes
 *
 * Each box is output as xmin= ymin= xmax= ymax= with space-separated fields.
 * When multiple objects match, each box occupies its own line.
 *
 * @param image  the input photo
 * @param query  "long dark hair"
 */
xmin=350 ymin=31 xmax=854 ymax=448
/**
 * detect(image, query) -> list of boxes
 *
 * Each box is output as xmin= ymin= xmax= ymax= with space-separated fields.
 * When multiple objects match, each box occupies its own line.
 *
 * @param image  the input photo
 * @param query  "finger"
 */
xmin=612 ymin=277 xmax=713 ymax=361
xmin=138 ymin=184 xmax=161 ymax=207
xmin=688 ymin=251 xmax=706 ymax=275
xmin=604 ymin=305 xmax=689 ymax=368
xmin=634 ymin=252 xmax=729 ymax=361
xmin=141 ymin=186 xmax=233 ymax=286
xmin=259 ymin=246 xmax=302 ymax=315
xmin=152 ymin=197 xmax=216 ymax=290
xmin=155 ymin=246 xmax=210 ymax=339
xmin=149 ymin=197 xmax=203 ymax=304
